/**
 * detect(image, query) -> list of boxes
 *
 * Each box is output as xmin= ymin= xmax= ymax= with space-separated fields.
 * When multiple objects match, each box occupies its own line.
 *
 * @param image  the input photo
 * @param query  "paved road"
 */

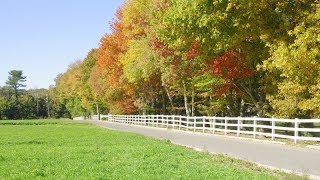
xmin=92 ymin=121 xmax=320 ymax=177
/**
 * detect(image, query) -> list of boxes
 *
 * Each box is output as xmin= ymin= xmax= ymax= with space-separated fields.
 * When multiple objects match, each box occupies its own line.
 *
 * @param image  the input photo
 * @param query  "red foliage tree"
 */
xmin=95 ymin=7 xmax=136 ymax=114
xmin=208 ymin=50 xmax=254 ymax=95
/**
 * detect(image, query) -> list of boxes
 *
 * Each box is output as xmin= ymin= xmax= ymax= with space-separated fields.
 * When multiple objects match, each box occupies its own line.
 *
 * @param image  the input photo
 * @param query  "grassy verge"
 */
xmin=0 ymin=120 xmax=306 ymax=179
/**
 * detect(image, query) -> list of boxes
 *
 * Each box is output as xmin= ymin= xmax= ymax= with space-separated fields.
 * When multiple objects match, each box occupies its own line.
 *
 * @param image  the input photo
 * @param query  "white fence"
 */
xmin=73 ymin=116 xmax=86 ymax=121
xmin=93 ymin=114 xmax=320 ymax=144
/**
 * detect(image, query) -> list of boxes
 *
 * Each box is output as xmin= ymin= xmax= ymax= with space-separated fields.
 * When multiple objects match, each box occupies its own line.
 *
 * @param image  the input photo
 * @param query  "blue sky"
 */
xmin=0 ymin=0 xmax=124 ymax=89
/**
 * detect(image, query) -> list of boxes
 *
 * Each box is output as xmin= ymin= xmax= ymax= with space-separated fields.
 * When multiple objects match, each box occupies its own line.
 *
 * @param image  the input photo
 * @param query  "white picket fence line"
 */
xmin=92 ymin=114 xmax=320 ymax=144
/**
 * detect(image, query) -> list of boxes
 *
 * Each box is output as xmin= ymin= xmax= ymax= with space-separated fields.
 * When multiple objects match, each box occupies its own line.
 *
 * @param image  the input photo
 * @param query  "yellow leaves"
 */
xmin=122 ymin=0 xmax=154 ymax=38
xmin=226 ymin=2 xmax=236 ymax=11
xmin=264 ymin=4 xmax=320 ymax=117
xmin=120 ymin=38 xmax=158 ymax=83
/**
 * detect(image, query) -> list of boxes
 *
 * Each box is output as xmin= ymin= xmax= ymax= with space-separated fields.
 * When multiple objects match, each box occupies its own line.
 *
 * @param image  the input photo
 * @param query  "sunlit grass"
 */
xmin=0 ymin=120 xmax=306 ymax=179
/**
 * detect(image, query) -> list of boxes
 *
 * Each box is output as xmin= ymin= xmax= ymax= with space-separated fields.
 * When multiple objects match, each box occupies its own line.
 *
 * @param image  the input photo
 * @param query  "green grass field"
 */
xmin=0 ymin=120 xmax=306 ymax=179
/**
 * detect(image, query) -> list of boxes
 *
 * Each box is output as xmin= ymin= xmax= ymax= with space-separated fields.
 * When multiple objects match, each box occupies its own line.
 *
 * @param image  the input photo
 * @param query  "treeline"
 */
xmin=53 ymin=0 xmax=320 ymax=118
xmin=0 ymin=70 xmax=70 ymax=120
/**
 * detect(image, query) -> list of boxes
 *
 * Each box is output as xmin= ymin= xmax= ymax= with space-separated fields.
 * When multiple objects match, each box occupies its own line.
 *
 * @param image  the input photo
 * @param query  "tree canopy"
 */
xmin=51 ymin=0 xmax=320 ymax=119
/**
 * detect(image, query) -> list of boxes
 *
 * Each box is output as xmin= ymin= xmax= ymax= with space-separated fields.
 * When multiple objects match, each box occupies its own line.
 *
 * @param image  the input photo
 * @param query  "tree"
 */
xmin=28 ymin=88 xmax=50 ymax=118
xmin=0 ymin=96 xmax=6 ymax=119
xmin=94 ymin=7 xmax=137 ymax=114
xmin=6 ymin=70 xmax=26 ymax=100
xmin=262 ymin=3 xmax=320 ymax=118
xmin=151 ymin=0 xmax=315 ymax=117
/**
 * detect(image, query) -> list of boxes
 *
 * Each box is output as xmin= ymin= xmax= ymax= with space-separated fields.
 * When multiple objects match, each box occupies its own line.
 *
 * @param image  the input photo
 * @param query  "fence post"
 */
xmin=294 ymin=118 xmax=299 ymax=144
xmin=194 ymin=118 xmax=196 ymax=132
xmin=237 ymin=116 xmax=240 ymax=137
xmin=171 ymin=116 xmax=174 ymax=129
xmin=146 ymin=115 xmax=148 ymax=126
xmin=272 ymin=117 xmax=275 ymax=141
xmin=203 ymin=116 xmax=205 ymax=133
xmin=179 ymin=116 xmax=182 ymax=130
xmin=187 ymin=116 xmax=189 ymax=131
xmin=224 ymin=117 xmax=227 ymax=135
xmin=253 ymin=116 xmax=257 ymax=139
xmin=153 ymin=114 xmax=156 ymax=126
xmin=213 ymin=117 xmax=216 ymax=134
xmin=150 ymin=115 xmax=152 ymax=126
xmin=162 ymin=115 xmax=164 ymax=128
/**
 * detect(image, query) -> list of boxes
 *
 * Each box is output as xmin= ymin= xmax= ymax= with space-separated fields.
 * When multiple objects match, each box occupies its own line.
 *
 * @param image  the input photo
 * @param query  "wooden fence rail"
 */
xmin=92 ymin=114 xmax=320 ymax=144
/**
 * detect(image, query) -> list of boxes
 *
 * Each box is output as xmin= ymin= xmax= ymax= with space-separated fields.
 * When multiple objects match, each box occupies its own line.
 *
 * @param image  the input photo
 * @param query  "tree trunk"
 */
xmin=96 ymin=103 xmax=100 ymax=120
xmin=240 ymin=98 xmax=245 ymax=117
xmin=162 ymin=83 xmax=174 ymax=114
xmin=183 ymin=80 xmax=190 ymax=116
xmin=162 ymin=91 xmax=166 ymax=114
xmin=191 ymin=90 xmax=195 ymax=116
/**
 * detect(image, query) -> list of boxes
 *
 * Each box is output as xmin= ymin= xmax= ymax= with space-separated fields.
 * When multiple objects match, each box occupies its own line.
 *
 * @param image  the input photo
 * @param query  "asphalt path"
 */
xmin=92 ymin=120 xmax=320 ymax=178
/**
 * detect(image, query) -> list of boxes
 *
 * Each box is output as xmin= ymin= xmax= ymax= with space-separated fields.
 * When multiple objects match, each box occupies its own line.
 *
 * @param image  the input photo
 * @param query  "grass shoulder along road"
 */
xmin=0 ymin=119 xmax=307 ymax=179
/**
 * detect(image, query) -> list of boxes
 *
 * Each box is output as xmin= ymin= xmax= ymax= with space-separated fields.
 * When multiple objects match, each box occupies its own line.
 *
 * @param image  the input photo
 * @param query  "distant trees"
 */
xmin=0 ymin=71 xmax=70 ymax=120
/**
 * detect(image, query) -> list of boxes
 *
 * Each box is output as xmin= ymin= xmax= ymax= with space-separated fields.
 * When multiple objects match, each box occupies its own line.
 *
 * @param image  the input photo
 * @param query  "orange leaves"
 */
xmin=94 ymin=5 xmax=137 ymax=114
xmin=185 ymin=42 xmax=200 ymax=60
xmin=209 ymin=50 xmax=254 ymax=82
xmin=208 ymin=50 xmax=255 ymax=96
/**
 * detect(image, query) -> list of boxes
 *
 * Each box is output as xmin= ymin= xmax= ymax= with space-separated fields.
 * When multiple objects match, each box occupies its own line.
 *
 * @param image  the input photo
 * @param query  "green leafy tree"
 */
xmin=0 ymin=96 xmax=6 ymax=119
xmin=6 ymin=70 xmax=26 ymax=100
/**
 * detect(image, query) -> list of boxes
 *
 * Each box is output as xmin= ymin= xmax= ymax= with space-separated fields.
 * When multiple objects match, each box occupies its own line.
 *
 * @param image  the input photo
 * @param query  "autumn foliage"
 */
xmin=53 ymin=0 xmax=320 ymax=118
xmin=209 ymin=51 xmax=254 ymax=81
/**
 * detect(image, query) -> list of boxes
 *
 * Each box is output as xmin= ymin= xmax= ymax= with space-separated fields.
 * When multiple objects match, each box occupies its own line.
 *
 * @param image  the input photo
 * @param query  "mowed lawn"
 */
xmin=0 ymin=120 xmax=305 ymax=179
